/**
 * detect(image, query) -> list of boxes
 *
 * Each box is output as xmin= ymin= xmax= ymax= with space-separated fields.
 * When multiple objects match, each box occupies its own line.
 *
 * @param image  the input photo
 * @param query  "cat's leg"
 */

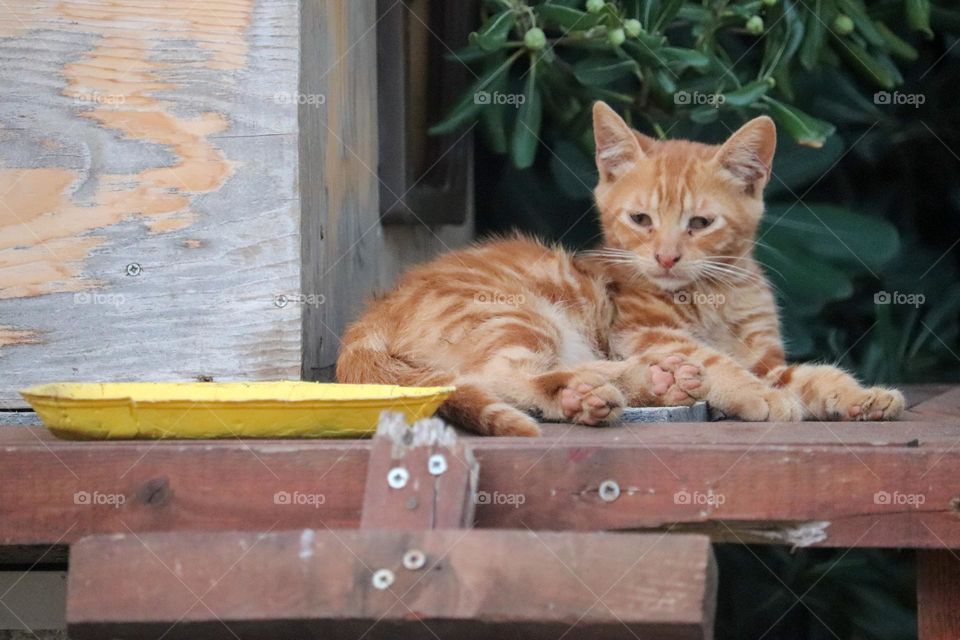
xmin=615 ymin=327 xmax=804 ymax=421
xmin=765 ymin=364 xmax=905 ymax=421
xmin=519 ymin=355 xmax=709 ymax=426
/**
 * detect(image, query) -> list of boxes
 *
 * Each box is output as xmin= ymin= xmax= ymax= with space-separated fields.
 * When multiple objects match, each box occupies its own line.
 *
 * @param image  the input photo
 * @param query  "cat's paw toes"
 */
xmin=829 ymin=387 xmax=905 ymax=421
xmin=560 ymin=375 xmax=625 ymax=426
xmin=649 ymin=354 xmax=705 ymax=405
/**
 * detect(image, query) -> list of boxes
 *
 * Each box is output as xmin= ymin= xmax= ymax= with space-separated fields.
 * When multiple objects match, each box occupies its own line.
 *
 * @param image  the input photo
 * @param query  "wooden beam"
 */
xmin=3 ymin=419 xmax=960 ymax=548
xmin=0 ymin=434 xmax=367 ymax=545
xmin=67 ymin=529 xmax=716 ymax=640
xmin=917 ymin=549 xmax=960 ymax=640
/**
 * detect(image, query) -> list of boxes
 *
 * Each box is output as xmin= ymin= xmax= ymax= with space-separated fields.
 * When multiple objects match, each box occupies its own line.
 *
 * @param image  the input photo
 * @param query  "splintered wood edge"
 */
xmin=376 ymin=411 xmax=459 ymax=456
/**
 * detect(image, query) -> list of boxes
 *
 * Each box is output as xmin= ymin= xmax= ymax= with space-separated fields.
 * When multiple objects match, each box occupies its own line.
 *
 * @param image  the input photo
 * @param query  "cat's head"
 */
xmin=591 ymin=101 xmax=775 ymax=291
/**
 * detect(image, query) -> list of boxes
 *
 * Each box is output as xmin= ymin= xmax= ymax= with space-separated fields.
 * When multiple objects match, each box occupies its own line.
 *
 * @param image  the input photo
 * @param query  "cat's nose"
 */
xmin=655 ymin=253 xmax=681 ymax=269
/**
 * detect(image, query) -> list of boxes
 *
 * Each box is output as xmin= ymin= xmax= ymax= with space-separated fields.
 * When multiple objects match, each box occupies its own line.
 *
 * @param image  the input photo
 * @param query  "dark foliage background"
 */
xmin=438 ymin=0 xmax=959 ymax=637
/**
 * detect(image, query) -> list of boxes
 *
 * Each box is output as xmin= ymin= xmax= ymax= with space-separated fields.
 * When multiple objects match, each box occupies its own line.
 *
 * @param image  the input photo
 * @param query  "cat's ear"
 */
xmin=593 ymin=102 xmax=645 ymax=182
xmin=715 ymin=116 xmax=776 ymax=194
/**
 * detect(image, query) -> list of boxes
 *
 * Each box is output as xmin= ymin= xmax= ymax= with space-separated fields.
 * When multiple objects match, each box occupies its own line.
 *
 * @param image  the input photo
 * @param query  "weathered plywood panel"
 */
xmin=0 ymin=0 xmax=302 ymax=404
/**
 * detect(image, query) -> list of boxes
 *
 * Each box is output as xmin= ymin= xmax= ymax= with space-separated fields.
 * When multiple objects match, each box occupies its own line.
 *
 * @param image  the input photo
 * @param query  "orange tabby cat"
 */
xmin=337 ymin=101 xmax=904 ymax=436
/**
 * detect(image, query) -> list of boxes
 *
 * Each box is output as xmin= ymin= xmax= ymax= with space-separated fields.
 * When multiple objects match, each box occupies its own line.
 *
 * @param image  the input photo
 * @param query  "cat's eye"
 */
xmin=688 ymin=216 xmax=713 ymax=230
xmin=630 ymin=213 xmax=652 ymax=227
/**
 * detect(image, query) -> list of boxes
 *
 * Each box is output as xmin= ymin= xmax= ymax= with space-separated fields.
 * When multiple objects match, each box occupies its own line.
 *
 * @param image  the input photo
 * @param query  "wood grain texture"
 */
xmin=0 ymin=0 xmax=302 ymax=405
xmin=299 ymin=0 xmax=473 ymax=382
xmin=3 ymin=416 xmax=960 ymax=548
xmin=67 ymin=529 xmax=716 ymax=640
xmin=917 ymin=549 xmax=960 ymax=640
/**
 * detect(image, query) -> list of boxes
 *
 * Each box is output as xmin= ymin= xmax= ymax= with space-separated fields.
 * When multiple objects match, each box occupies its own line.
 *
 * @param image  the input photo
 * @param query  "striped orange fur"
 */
xmin=337 ymin=101 xmax=904 ymax=436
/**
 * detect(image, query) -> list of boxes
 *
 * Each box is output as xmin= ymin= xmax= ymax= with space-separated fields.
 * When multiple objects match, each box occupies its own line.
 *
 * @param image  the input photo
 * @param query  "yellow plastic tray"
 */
xmin=19 ymin=382 xmax=455 ymax=439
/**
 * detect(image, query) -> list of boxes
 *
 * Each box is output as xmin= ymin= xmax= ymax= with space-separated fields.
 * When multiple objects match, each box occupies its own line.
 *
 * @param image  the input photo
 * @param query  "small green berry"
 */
xmin=745 ymin=15 xmax=764 ymax=35
xmin=523 ymin=27 xmax=547 ymax=50
xmin=832 ymin=14 xmax=855 ymax=35
xmin=586 ymin=0 xmax=604 ymax=14
xmin=608 ymin=27 xmax=626 ymax=46
xmin=624 ymin=19 xmax=642 ymax=38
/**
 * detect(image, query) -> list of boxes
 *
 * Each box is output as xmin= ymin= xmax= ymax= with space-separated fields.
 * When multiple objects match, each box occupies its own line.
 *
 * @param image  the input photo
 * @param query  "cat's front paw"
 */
xmin=560 ymin=373 xmax=625 ymax=426
xmin=825 ymin=386 xmax=905 ymax=421
xmin=649 ymin=354 xmax=706 ymax=405
xmin=735 ymin=389 xmax=805 ymax=421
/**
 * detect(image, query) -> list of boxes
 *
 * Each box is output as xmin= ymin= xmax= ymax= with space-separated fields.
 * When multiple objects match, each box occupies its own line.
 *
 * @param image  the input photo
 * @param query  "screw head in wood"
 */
xmin=402 ymin=549 xmax=427 ymax=571
xmin=387 ymin=467 xmax=409 ymax=489
xmin=371 ymin=568 xmax=395 ymax=590
xmin=599 ymin=479 xmax=621 ymax=502
xmin=428 ymin=453 xmax=447 ymax=476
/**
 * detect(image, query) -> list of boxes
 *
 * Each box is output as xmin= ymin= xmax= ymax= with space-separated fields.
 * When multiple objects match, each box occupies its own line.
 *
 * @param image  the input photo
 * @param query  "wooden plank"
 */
xmin=0 ymin=0 xmax=303 ymax=406
xmin=360 ymin=414 xmax=477 ymax=530
xmin=67 ymin=529 xmax=716 ymax=640
xmin=905 ymin=386 xmax=960 ymax=422
xmin=3 ymin=419 xmax=960 ymax=548
xmin=473 ymin=443 xmax=960 ymax=548
xmin=0 ymin=437 xmax=367 ymax=545
xmin=917 ymin=549 xmax=960 ymax=640
xmin=299 ymin=0 xmax=474 ymax=382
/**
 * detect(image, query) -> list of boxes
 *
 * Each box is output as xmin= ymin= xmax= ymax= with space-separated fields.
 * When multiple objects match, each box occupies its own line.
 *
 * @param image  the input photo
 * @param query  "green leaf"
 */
xmin=652 ymin=68 xmax=677 ymax=95
xmin=799 ymin=0 xmax=826 ymax=71
xmin=536 ymin=4 xmax=602 ymax=31
xmin=763 ymin=97 xmax=836 ymax=148
xmin=756 ymin=229 xmax=854 ymax=315
xmin=767 ymin=134 xmax=845 ymax=197
xmin=549 ymin=139 xmax=597 ymax=199
xmin=722 ymin=79 xmax=774 ymax=107
xmin=476 ymin=11 xmax=517 ymax=52
xmin=875 ymin=23 xmax=918 ymax=61
xmin=689 ymin=104 xmax=720 ymax=123
xmin=429 ymin=54 xmax=518 ymax=135
xmin=511 ymin=65 xmax=543 ymax=169
xmin=834 ymin=38 xmax=897 ymax=89
xmin=573 ymin=56 xmax=639 ymax=86
xmin=906 ymin=0 xmax=933 ymax=39
xmin=655 ymin=0 xmax=684 ymax=30
xmin=764 ymin=203 xmax=901 ymax=270
xmin=446 ymin=44 xmax=497 ymax=64
xmin=659 ymin=47 xmax=711 ymax=70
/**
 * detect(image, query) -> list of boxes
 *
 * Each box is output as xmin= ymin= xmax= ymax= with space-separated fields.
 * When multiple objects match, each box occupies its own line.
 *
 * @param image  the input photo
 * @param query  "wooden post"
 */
xmin=917 ymin=550 xmax=960 ymax=640
xmin=360 ymin=412 xmax=478 ymax=529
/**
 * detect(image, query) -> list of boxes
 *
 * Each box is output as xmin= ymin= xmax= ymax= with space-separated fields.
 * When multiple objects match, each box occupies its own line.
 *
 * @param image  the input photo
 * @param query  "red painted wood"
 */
xmin=917 ymin=549 xmax=960 ymax=640
xmin=67 ymin=529 xmax=716 ymax=640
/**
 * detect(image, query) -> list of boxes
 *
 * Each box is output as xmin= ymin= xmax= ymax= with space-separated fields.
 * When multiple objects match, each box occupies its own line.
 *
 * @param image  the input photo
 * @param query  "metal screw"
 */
xmin=125 ymin=263 xmax=141 ymax=276
xmin=387 ymin=467 xmax=409 ymax=489
xmin=274 ymin=294 xmax=288 ymax=308
xmin=428 ymin=453 xmax=447 ymax=476
xmin=402 ymin=549 xmax=426 ymax=571
xmin=599 ymin=479 xmax=621 ymax=502
xmin=371 ymin=568 xmax=395 ymax=590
